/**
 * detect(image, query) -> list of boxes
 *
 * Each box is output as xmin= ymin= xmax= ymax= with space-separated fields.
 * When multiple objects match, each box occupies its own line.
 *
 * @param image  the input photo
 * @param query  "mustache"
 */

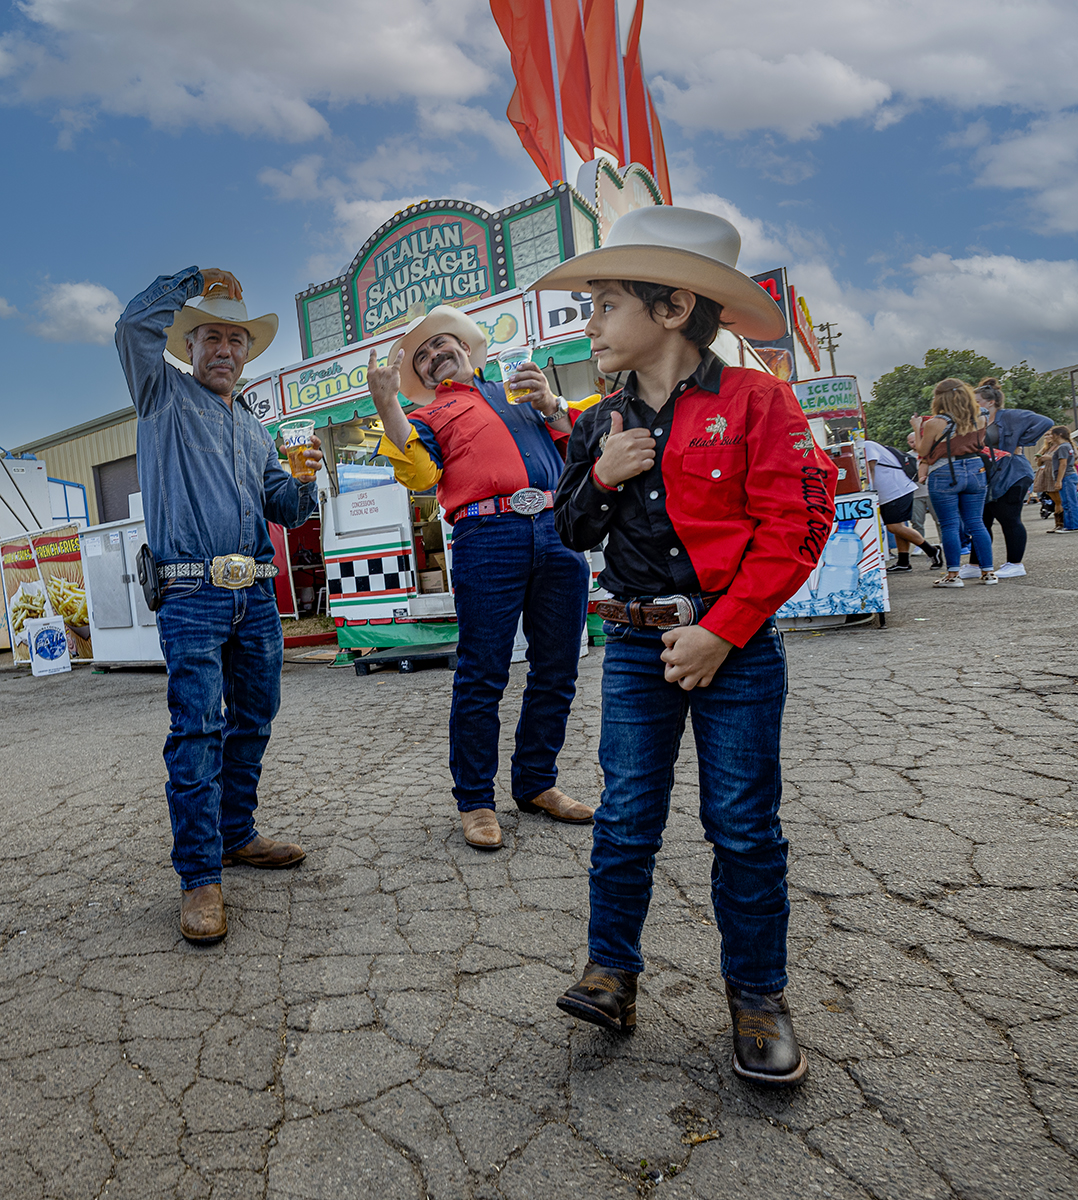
xmin=430 ymin=352 xmax=455 ymax=374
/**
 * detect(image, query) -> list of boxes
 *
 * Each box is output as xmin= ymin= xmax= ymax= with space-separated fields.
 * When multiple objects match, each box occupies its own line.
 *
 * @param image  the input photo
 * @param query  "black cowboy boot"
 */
xmin=557 ymin=960 xmax=638 ymax=1032
xmin=726 ymin=982 xmax=808 ymax=1086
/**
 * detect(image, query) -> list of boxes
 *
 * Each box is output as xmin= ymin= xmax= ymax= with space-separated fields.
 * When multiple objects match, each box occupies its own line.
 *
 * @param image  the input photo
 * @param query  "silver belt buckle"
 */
xmin=211 ymin=554 xmax=257 ymax=589
xmin=653 ymin=594 xmax=694 ymax=629
xmin=508 ymin=487 xmax=548 ymax=516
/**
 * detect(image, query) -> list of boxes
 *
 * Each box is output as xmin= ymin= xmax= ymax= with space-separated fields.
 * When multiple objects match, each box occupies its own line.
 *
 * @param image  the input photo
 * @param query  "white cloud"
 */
xmin=972 ymin=111 xmax=1078 ymax=233
xmin=2 ymin=0 xmax=498 ymax=142
xmin=643 ymin=1 xmax=1078 ymax=139
xmin=679 ymin=191 xmax=1078 ymax=384
xmin=30 ymin=282 xmax=121 ymax=344
xmin=0 ymin=297 xmax=17 ymax=318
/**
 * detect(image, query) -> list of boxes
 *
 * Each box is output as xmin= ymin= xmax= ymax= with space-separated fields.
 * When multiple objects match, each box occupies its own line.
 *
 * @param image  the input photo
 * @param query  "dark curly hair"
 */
xmin=615 ymin=280 xmax=727 ymax=350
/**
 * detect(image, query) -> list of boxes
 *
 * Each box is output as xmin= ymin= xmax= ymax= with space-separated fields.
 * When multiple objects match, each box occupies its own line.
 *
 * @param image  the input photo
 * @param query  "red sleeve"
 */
xmin=546 ymin=406 xmax=582 ymax=460
xmin=700 ymin=381 xmax=837 ymax=646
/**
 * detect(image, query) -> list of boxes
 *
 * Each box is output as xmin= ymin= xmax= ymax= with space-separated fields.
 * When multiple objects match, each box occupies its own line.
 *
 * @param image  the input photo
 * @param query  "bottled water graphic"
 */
xmin=813 ymin=519 xmax=863 ymax=597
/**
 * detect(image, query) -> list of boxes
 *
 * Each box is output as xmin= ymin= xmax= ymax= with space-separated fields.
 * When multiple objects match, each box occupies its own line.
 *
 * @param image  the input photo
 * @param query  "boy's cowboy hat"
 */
xmin=529 ymin=206 xmax=786 ymax=342
xmin=165 ymin=292 xmax=279 ymax=365
xmin=389 ymin=305 xmax=488 ymax=402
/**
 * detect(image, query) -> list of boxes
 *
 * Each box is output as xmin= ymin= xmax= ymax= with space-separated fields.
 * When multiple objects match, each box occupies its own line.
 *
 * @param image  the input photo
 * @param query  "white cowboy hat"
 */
xmin=529 ymin=206 xmax=786 ymax=342
xmin=165 ymin=292 xmax=279 ymax=365
xmin=390 ymin=305 xmax=488 ymax=402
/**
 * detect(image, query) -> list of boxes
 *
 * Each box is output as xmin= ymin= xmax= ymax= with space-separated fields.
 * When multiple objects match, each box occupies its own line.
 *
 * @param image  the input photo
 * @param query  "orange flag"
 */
xmin=552 ymin=0 xmax=594 ymax=165
xmin=583 ymin=0 xmax=623 ymax=161
xmin=492 ymin=0 xmax=565 ymax=184
xmin=623 ymin=0 xmax=671 ymax=201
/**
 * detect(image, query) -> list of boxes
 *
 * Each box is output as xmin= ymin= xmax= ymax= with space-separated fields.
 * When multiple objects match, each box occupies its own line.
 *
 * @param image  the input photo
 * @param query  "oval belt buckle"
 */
xmin=508 ymin=487 xmax=548 ymax=516
xmin=653 ymin=594 xmax=694 ymax=629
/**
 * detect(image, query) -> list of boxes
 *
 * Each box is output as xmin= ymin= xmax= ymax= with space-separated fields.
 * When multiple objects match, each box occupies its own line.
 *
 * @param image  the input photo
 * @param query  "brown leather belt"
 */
xmin=595 ymin=593 xmax=723 ymax=630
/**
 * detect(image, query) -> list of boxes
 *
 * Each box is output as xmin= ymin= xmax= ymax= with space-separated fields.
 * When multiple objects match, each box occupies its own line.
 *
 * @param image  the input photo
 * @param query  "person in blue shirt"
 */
xmin=367 ymin=306 xmax=593 ymax=851
xmin=116 ymin=267 xmax=324 ymax=946
xmin=960 ymin=378 xmax=1053 ymax=579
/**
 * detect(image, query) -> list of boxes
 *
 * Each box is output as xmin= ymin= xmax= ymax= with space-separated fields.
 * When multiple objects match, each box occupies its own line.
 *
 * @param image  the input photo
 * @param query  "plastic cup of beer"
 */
xmin=280 ymin=418 xmax=317 ymax=482
xmin=498 ymin=345 xmax=534 ymax=403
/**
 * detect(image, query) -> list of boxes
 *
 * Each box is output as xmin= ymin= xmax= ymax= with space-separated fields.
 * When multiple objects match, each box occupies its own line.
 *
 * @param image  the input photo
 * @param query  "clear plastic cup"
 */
xmin=279 ymin=418 xmax=317 ymax=482
xmin=497 ymin=345 xmax=534 ymax=404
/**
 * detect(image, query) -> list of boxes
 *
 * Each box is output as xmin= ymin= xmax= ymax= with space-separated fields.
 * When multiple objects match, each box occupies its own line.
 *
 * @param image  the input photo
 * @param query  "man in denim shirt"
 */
xmin=116 ymin=266 xmax=323 ymax=945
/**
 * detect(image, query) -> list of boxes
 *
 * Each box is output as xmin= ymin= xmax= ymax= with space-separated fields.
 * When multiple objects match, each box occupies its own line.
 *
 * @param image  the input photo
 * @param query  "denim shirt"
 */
xmin=115 ymin=267 xmax=317 ymax=564
xmin=986 ymin=408 xmax=1054 ymax=498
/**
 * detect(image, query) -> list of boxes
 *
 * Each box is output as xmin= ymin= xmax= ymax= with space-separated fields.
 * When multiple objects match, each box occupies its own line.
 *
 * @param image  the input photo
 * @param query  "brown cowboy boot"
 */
xmin=515 ymin=786 xmax=594 ymax=823
xmin=180 ymin=883 xmax=227 ymax=945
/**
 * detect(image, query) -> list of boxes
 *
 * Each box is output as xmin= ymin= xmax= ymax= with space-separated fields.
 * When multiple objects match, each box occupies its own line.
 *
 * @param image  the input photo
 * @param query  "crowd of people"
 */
xmin=875 ymin=376 xmax=1065 ymax=588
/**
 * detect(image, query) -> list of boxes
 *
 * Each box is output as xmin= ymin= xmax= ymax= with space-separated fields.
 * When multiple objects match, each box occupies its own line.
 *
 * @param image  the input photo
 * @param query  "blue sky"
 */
xmin=2 ymin=0 xmax=1077 ymax=449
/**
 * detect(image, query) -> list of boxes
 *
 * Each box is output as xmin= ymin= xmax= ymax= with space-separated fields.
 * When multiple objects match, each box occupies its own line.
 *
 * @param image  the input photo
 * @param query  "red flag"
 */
xmin=646 ymin=84 xmax=672 ymax=203
xmin=623 ymin=1 xmax=671 ymax=201
xmin=552 ymin=0 xmax=594 ymax=165
xmin=582 ymin=0 xmax=623 ymax=161
xmin=491 ymin=0 xmax=565 ymax=185
xmin=622 ymin=0 xmax=652 ymax=172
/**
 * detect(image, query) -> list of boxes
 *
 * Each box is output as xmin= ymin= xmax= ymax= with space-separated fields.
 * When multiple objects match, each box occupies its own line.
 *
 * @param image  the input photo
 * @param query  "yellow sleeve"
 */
xmin=377 ymin=426 xmax=442 ymax=492
xmin=568 ymin=393 xmax=603 ymax=413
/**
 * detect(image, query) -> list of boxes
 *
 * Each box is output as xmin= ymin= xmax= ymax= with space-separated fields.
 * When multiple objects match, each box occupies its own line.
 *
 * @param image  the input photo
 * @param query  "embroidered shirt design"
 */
xmin=705 ymin=413 xmax=728 ymax=438
xmin=790 ymin=428 xmax=815 ymax=458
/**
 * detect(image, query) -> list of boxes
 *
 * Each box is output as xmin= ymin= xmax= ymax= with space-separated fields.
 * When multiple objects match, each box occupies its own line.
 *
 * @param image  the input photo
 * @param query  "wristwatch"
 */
xmin=542 ymin=395 xmax=570 ymax=424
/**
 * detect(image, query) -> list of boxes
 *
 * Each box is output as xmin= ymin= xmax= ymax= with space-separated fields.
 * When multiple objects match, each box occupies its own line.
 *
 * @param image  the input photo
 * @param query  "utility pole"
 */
xmin=816 ymin=321 xmax=842 ymax=376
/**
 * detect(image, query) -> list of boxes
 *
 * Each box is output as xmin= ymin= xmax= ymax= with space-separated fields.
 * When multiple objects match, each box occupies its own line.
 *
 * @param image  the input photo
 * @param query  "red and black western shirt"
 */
xmin=554 ymin=353 xmax=837 ymax=647
xmin=408 ymin=372 xmax=576 ymax=516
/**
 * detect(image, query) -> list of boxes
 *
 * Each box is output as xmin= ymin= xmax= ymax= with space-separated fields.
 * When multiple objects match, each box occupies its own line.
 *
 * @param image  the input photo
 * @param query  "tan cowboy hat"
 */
xmin=165 ymin=293 xmax=279 ymax=365
xmin=390 ymin=305 xmax=488 ymax=402
xmin=529 ymin=206 xmax=786 ymax=342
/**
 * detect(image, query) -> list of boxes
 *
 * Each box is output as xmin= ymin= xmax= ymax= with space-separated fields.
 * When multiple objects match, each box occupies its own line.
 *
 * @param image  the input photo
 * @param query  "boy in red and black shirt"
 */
xmin=534 ymin=207 xmax=836 ymax=1086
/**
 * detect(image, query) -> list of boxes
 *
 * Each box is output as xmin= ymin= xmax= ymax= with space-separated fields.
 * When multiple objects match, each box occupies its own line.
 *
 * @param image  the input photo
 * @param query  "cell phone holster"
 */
xmin=136 ymin=543 xmax=163 ymax=612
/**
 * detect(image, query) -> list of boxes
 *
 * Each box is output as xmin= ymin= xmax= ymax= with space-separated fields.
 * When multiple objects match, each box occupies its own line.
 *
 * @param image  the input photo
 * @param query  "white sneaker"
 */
xmin=994 ymin=562 xmax=1027 ymax=578
xmin=957 ymin=564 xmax=980 ymax=579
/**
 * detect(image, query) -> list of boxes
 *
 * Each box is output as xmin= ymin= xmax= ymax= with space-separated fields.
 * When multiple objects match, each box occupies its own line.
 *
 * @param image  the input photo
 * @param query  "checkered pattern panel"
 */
xmin=327 ymin=554 xmax=413 ymax=597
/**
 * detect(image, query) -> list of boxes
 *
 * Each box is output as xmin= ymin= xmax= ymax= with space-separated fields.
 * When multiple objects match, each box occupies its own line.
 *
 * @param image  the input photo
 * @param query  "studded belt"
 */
xmin=449 ymin=488 xmax=554 ymax=524
xmin=157 ymin=556 xmax=279 ymax=590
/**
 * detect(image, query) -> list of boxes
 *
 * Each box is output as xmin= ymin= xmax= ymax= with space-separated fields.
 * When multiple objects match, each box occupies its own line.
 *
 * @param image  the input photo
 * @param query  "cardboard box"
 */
xmin=418 ymin=570 xmax=446 ymax=594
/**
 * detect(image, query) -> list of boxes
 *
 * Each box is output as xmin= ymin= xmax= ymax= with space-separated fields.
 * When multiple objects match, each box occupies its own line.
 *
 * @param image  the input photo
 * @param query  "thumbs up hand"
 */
xmin=594 ymin=408 xmax=656 ymax=487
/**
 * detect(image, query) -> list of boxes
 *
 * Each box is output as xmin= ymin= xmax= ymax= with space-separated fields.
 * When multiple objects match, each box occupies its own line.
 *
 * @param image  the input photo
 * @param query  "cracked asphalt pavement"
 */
xmin=2 ymin=512 xmax=1077 ymax=1199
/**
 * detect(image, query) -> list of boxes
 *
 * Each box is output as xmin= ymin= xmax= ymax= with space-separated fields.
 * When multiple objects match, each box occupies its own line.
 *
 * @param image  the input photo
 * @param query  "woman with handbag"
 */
xmin=911 ymin=379 xmax=996 ymax=588
xmin=961 ymin=378 xmax=1053 ymax=577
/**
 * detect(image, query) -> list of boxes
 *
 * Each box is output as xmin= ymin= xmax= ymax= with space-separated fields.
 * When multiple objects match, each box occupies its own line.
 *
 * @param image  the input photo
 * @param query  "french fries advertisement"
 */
xmin=31 ymin=525 xmax=93 ymax=661
xmin=1 ymin=537 xmax=41 ymax=664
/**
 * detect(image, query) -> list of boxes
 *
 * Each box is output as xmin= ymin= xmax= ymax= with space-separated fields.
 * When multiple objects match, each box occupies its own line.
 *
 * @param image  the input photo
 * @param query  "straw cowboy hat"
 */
xmin=530 ymin=206 xmax=786 ymax=342
xmin=390 ymin=305 xmax=488 ymax=402
xmin=165 ymin=292 xmax=279 ymax=365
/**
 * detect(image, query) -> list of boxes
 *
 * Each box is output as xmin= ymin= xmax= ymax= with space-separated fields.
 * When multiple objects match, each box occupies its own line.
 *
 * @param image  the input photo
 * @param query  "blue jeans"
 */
xmin=1060 ymin=474 xmax=1078 ymax=529
xmin=590 ymin=619 xmax=790 ymax=992
xmin=448 ymin=510 xmax=589 ymax=810
xmin=156 ymin=577 xmax=283 ymax=889
xmin=927 ymin=458 xmax=994 ymax=570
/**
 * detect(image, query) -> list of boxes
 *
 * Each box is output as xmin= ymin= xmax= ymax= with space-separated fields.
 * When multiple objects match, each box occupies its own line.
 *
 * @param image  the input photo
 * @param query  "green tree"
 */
xmin=998 ymin=361 xmax=1070 ymax=424
xmin=867 ymin=348 xmax=1070 ymax=444
xmin=867 ymin=348 xmax=998 ymax=444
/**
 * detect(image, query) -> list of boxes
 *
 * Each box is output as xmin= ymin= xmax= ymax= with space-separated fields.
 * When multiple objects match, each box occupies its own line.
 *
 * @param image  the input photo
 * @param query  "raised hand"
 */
xmin=200 ymin=269 xmax=243 ymax=301
xmin=594 ymin=410 xmax=656 ymax=487
xmin=367 ymin=348 xmax=412 ymax=450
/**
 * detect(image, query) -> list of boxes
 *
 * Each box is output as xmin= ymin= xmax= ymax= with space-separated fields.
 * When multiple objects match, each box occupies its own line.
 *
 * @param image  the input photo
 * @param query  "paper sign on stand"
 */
xmin=26 ymin=616 xmax=72 ymax=676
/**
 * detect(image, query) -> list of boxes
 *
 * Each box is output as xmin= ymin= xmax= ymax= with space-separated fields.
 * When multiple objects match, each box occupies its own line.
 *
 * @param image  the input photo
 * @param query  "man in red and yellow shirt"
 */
xmin=532 ymin=207 xmax=837 ymax=1087
xmin=367 ymin=306 xmax=594 ymax=850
